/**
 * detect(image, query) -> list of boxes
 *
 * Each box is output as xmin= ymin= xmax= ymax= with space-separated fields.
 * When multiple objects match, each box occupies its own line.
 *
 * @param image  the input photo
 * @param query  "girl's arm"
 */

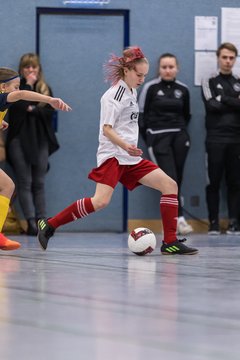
xmin=103 ymin=124 xmax=142 ymax=157
xmin=6 ymin=90 xmax=71 ymax=112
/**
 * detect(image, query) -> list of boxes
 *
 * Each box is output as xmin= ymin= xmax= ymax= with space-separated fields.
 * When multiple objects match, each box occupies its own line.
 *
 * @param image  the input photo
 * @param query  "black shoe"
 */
xmin=226 ymin=220 xmax=240 ymax=235
xmin=161 ymin=239 xmax=198 ymax=255
xmin=27 ymin=218 xmax=38 ymax=236
xmin=208 ymin=220 xmax=220 ymax=235
xmin=37 ymin=219 xmax=55 ymax=250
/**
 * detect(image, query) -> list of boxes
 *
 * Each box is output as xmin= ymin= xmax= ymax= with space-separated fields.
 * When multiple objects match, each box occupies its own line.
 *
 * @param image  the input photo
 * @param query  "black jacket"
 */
xmin=201 ymin=72 xmax=240 ymax=143
xmin=6 ymin=78 xmax=59 ymax=164
xmin=143 ymin=79 xmax=191 ymax=132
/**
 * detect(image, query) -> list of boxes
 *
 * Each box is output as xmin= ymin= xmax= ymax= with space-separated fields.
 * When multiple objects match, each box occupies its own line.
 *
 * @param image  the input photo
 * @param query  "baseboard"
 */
xmin=128 ymin=219 xmax=230 ymax=234
xmin=9 ymin=218 xmax=230 ymax=234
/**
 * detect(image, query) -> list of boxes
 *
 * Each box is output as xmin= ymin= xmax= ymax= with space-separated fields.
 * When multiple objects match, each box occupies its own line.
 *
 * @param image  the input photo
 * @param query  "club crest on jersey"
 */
xmin=233 ymin=83 xmax=240 ymax=92
xmin=174 ymin=89 xmax=183 ymax=99
xmin=131 ymin=112 xmax=139 ymax=120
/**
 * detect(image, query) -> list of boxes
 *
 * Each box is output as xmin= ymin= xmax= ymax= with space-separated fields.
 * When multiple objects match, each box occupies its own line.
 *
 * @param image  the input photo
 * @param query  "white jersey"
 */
xmin=97 ymin=79 xmax=142 ymax=166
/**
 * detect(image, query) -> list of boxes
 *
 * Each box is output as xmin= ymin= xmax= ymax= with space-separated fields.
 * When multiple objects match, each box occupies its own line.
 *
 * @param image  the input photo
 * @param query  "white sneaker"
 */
xmin=177 ymin=217 xmax=193 ymax=235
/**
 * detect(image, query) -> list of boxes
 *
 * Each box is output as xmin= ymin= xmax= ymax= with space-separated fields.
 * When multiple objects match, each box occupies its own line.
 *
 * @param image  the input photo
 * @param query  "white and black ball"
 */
xmin=128 ymin=227 xmax=156 ymax=256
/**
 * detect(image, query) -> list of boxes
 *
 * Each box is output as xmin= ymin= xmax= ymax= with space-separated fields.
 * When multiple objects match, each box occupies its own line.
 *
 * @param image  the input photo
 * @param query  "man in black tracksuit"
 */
xmin=201 ymin=42 xmax=240 ymax=235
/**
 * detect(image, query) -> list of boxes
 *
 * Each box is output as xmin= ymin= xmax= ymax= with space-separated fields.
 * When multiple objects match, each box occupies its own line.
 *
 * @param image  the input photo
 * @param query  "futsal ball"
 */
xmin=128 ymin=227 xmax=156 ymax=256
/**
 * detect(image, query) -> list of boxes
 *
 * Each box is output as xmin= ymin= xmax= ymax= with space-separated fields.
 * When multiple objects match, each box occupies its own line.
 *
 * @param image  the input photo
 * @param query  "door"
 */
xmin=37 ymin=8 xmax=129 ymax=231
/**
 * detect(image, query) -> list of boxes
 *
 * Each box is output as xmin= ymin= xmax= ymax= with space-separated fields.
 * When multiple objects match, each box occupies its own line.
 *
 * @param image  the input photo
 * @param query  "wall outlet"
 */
xmin=190 ymin=195 xmax=200 ymax=207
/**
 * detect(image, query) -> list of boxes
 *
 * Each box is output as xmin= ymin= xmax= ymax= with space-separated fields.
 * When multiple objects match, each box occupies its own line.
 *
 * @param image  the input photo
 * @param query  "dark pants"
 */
xmin=8 ymin=137 xmax=49 ymax=220
xmin=206 ymin=142 xmax=240 ymax=223
xmin=147 ymin=130 xmax=190 ymax=216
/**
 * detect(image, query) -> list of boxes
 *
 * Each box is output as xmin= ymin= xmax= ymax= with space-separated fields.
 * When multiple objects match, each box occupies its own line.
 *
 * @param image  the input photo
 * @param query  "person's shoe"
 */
xmin=37 ymin=219 xmax=55 ymax=250
xmin=161 ymin=239 xmax=198 ymax=255
xmin=27 ymin=218 xmax=38 ymax=236
xmin=177 ymin=217 xmax=193 ymax=235
xmin=208 ymin=220 xmax=220 ymax=235
xmin=226 ymin=220 xmax=240 ymax=235
xmin=0 ymin=232 xmax=21 ymax=251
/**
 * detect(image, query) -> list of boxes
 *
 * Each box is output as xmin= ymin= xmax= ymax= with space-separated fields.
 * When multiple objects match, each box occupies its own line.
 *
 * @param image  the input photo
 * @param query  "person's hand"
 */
xmin=49 ymin=98 xmax=72 ymax=111
xmin=26 ymin=72 xmax=38 ymax=87
xmin=125 ymin=144 xmax=143 ymax=156
xmin=0 ymin=120 xmax=9 ymax=130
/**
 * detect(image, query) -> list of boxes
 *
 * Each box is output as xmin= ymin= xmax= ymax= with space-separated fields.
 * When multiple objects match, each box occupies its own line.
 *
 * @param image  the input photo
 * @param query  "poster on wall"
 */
xmin=233 ymin=57 xmax=240 ymax=76
xmin=222 ymin=8 xmax=240 ymax=52
xmin=195 ymin=16 xmax=218 ymax=50
xmin=194 ymin=52 xmax=217 ymax=86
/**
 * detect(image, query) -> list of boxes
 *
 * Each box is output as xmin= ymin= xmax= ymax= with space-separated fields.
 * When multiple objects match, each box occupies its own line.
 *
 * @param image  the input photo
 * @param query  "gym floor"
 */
xmin=0 ymin=232 xmax=239 ymax=360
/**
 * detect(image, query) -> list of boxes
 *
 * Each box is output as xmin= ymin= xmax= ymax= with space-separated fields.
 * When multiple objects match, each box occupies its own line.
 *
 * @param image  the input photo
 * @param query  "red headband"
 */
xmin=123 ymin=47 xmax=145 ymax=63
xmin=108 ymin=47 xmax=145 ymax=65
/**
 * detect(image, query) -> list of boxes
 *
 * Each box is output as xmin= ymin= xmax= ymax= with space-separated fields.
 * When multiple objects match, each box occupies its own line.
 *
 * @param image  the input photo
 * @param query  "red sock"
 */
xmin=160 ymin=194 xmax=178 ymax=244
xmin=48 ymin=198 xmax=95 ymax=229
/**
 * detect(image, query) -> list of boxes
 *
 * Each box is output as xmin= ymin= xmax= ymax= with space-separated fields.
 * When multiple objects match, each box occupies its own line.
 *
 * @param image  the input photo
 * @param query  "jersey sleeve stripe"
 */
xmin=114 ymin=86 xmax=125 ymax=102
xmin=202 ymin=78 xmax=212 ymax=100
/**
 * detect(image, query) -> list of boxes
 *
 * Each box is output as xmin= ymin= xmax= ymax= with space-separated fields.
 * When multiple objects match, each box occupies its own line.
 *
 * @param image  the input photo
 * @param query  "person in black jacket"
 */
xmin=6 ymin=53 xmax=60 ymax=235
xmin=0 ymin=67 xmax=70 ymax=249
xmin=201 ymin=42 xmax=240 ymax=235
xmin=139 ymin=53 xmax=193 ymax=235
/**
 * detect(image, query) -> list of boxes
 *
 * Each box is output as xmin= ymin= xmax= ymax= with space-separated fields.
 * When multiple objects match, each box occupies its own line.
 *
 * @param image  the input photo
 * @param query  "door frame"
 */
xmin=36 ymin=7 xmax=130 ymax=232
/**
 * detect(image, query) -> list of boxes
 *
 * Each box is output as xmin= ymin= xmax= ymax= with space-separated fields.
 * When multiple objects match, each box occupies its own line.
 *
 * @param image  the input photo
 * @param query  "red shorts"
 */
xmin=88 ymin=157 xmax=159 ymax=190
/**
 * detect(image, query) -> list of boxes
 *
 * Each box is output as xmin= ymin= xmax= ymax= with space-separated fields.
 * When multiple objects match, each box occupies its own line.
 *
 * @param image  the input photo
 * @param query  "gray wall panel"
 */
xmin=1 ymin=0 xmax=239 ymax=230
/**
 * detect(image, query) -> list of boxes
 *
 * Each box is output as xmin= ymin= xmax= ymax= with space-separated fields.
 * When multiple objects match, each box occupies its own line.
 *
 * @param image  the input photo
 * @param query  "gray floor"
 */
xmin=0 ymin=232 xmax=240 ymax=360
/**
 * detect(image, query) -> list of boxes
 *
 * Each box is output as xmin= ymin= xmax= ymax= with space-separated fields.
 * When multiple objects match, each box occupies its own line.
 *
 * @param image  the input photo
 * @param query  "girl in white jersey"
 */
xmin=0 ymin=67 xmax=71 ymax=251
xmin=38 ymin=47 xmax=198 ymax=255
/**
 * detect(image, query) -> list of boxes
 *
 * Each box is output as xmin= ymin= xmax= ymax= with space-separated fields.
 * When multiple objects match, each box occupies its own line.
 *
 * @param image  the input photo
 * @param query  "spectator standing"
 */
xmin=0 ymin=66 xmax=70 ymax=249
xmin=201 ymin=42 xmax=240 ymax=235
xmin=6 ymin=53 xmax=60 ymax=235
xmin=139 ymin=53 xmax=193 ymax=235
